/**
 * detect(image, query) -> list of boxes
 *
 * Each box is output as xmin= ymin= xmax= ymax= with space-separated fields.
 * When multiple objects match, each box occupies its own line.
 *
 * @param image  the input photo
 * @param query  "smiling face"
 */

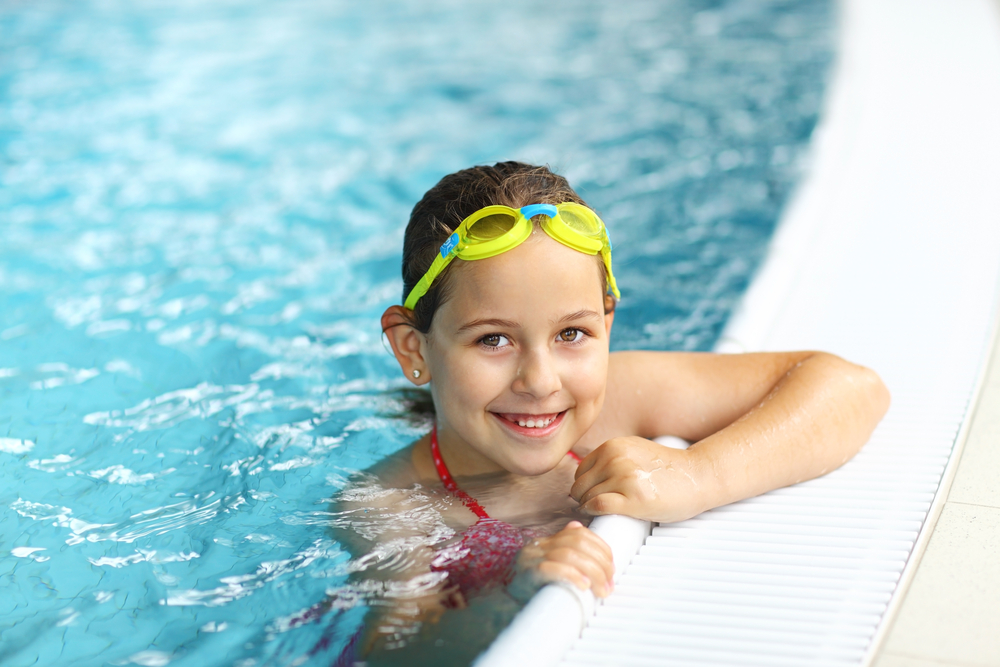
xmin=421 ymin=230 xmax=614 ymax=477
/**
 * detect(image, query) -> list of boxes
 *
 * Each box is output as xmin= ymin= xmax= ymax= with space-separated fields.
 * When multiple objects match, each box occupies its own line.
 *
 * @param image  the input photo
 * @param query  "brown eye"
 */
xmin=480 ymin=334 xmax=509 ymax=348
xmin=558 ymin=329 xmax=583 ymax=343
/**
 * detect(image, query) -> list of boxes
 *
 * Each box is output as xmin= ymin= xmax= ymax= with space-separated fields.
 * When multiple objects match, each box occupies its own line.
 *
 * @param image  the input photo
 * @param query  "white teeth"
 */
xmin=515 ymin=417 xmax=553 ymax=428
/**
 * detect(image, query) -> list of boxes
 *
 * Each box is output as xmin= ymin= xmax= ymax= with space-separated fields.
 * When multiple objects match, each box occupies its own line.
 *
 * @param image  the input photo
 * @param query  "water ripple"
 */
xmin=0 ymin=0 xmax=833 ymax=664
xmin=83 ymin=382 xmax=261 ymax=431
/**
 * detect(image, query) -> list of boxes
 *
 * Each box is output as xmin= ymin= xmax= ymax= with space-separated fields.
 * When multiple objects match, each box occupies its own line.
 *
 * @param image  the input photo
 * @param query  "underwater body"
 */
xmin=0 ymin=1 xmax=832 ymax=665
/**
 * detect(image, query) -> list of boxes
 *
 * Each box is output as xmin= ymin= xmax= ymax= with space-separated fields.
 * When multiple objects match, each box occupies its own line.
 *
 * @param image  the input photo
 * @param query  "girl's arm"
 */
xmin=571 ymin=351 xmax=890 ymax=523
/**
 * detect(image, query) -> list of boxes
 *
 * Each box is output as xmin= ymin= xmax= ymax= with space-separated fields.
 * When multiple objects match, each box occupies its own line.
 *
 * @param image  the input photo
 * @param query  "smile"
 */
xmin=492 ymin=410 xmax=567 ymax=436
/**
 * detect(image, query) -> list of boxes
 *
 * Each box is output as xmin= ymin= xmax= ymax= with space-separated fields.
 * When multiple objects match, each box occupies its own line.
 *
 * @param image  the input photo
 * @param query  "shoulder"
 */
xmin=326 ymin=440 xmax=448 ymax=556
xmin=365 ymin=442 xmax=425 ymax=486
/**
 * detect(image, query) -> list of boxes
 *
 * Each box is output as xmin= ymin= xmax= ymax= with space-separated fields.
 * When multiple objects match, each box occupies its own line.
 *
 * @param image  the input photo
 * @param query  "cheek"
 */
xmin=433 ymin=348 xmax=511 ymax=407
xmin=565 ymin=349 xmax=609 ymax=406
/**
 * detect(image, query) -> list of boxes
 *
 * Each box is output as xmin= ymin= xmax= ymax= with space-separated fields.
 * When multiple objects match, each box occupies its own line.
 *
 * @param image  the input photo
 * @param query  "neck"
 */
xmin=410 ymin=426 xmax=511 ymax=483
xmin=432 ymin=425 xmax=508 ymax=478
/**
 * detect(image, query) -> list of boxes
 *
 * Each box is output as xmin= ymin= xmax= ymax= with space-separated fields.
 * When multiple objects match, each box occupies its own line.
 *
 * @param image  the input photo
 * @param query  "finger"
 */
xmin=543 ymin=526 xmax=616 ymax=593
xmin=580 ymin=491 xmax=629 ymax=517
xmin=570 ymin=461 xmax=612 ymax=502
xmin=577 ymin=478 xmax=627 ymax=506
xmin=552 ymin=523 xmax=614 ymax=565
xmin=543 ymin=547 xmax=614 ymax=596
xmin=564 ymin=529 xmax=615 ymax=583
xmin=575 ymin=439 xmax=632 ymax=484
xmin=574 ymin=449 xmax=599 ymax=479
xmin=536 ymin=560 xmax=591 ymax=592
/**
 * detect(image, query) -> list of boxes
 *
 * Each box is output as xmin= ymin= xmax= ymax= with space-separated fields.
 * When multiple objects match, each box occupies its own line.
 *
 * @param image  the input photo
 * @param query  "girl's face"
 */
xmin=422 ymin=231 xmax=614 ymax=477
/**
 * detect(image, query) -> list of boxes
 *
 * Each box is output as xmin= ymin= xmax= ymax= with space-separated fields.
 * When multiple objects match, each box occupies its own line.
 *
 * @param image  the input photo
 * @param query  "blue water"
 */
xmin=0 ymin=1 xmax=832 ymax=665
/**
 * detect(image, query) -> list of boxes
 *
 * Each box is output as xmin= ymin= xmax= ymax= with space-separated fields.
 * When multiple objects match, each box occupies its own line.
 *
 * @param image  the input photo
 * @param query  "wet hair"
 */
xmin=400 ymin=161 xmax=613 ymax=333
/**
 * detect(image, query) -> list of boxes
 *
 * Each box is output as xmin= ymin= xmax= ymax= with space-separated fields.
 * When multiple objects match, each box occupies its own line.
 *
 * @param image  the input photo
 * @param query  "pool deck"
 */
xmin=479 ymin=1 xmax=1000 ymax=665
xmin=871 ymin=313 xmax=1000 ymax=667
xmin=868 ymin=2 xmax=1000 ymax=665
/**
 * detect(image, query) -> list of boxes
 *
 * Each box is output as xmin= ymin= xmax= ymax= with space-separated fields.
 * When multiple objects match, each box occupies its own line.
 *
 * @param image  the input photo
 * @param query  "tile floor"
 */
xmin=872 ymin=317 xmax=1000 ymax=666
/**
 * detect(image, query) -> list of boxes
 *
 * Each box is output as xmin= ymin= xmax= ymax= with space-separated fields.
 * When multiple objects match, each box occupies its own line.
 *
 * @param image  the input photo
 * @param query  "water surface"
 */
xmin=0 ymin=1 xmax=833 ymax=664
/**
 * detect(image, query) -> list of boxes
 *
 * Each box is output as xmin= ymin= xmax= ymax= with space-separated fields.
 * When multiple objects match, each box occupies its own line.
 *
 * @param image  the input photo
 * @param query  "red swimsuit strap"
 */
xmin=431 ymin=426 xmax=491 ymax=519
xmin=429 ymin=425 xmax=581 ymax=520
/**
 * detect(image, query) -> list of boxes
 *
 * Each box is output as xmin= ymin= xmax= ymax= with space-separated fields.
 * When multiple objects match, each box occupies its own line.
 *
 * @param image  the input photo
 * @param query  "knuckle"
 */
xmin=588 ymin=495 xmax=610 ymax=514
xmin=604 ymin=438 xmax=627 ymax=455
xmin=633 ymin=482 xmax=654 ymax=503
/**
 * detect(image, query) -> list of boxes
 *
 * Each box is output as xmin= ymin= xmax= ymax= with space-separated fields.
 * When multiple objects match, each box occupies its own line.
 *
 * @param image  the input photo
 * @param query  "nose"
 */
xmin=512 ymin=347 xmax=562 ymax=399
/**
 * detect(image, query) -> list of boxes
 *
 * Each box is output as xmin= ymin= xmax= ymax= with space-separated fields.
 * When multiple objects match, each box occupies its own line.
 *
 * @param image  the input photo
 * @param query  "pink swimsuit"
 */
xmin=428 ymin=425 xmax=580 ymax=601
xmin=323 ymin=428 xmax=581 ymax=664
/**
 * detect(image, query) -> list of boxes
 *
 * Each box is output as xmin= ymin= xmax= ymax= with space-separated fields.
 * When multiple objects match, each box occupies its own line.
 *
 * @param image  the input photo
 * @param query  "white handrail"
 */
xmin=474 ymin=515 xmax=650 ymax=667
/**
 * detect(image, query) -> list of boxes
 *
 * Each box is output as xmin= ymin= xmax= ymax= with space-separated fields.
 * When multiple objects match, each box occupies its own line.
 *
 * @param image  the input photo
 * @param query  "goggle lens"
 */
xmin=559 ymin=208 xmax=603 ymax=237
xmin=466 ymin=213 xmax=518 ymax=241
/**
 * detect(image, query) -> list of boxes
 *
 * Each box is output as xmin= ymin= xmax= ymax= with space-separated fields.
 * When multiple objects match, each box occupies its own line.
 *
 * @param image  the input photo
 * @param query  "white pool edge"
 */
xmin=475 ymin=515 xmax=651 ymax=667
xmin=476 ymin=2 xmax=852 ymax=664
xmin=478 ymin=0 xmax=1000 ymax=664
xmin=861 ymin=283 xmax=1000 ymax=665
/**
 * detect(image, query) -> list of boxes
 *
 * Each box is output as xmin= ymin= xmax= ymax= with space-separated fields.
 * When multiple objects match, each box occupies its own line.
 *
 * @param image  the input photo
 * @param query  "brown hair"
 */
xmin=400 ymin=161 xmax=612 ymax=333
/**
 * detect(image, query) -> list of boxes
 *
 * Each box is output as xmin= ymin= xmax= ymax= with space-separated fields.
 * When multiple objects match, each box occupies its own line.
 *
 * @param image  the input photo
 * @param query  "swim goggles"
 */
xmin=404 ymin=202 xmax=620 ymax=310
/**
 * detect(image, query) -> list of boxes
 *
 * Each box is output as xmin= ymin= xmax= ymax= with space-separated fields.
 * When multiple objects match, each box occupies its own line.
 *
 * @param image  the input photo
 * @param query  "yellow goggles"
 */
xmin=404 ymin=202 xmax=620 ymax=311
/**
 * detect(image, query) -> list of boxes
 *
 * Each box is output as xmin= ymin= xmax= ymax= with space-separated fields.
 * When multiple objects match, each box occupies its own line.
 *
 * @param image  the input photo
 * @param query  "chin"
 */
xmin=505 ymin=451 xmax=565 ymax=477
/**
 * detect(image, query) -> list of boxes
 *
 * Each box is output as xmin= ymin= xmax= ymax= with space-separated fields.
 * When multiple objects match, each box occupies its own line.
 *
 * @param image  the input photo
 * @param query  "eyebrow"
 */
xmin=455 ymin=318 xmax=521 ymax=334
xmin=455 ymin=310 xmax=603 ymax=334
xmin=557 ymin=309 xmax=604 ymax=324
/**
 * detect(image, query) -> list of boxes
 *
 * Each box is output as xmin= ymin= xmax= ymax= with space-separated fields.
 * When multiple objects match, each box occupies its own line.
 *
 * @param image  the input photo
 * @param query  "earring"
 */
xmin=412 ymin=369 xmax=421 ymax=379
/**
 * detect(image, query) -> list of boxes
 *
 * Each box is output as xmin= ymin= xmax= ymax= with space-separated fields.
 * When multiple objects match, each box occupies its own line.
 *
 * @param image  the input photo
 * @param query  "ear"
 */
xmin=381 ymin=306 xmax=431 ymax=385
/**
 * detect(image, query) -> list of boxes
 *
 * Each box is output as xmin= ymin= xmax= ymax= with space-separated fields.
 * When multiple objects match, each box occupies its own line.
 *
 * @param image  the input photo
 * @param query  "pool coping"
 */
xmin=477 ymin=0 xmax=1000 ymax=664
xmin=866 ymin=288 xmax=1000 ymax=666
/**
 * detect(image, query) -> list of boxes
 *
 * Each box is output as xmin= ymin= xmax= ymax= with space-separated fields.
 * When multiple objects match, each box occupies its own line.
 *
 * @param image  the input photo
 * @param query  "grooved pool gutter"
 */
xmin=476 ymin=0 xmax=1000 ymax=665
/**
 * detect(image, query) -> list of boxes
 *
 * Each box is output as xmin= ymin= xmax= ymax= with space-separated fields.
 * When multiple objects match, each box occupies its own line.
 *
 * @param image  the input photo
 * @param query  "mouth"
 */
xmin=491 ymin=410 xmax=567 ymax=437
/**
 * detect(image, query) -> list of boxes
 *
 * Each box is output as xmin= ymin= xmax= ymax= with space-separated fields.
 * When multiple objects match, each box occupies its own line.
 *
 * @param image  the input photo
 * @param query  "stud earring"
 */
xmin=412 ymin=369 xmax=421 ymax=379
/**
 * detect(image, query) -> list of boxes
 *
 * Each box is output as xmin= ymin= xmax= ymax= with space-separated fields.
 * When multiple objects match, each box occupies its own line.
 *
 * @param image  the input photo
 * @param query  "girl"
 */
xmin=336 ymin=161 xmax=888 ymax=663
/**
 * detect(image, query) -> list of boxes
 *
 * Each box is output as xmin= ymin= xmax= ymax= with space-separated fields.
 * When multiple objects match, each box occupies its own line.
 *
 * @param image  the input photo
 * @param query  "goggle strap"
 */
xmin=404 ymin=250 xmax=456 ymax=310
xmin=439 ymin=232 xmax=460 ymax=258
xmin=601 ymin=246 xmax=621 ymax=300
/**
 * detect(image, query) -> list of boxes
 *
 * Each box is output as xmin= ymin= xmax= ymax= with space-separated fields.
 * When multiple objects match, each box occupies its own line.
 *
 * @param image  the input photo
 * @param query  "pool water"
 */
xmin=0 ymin=1 xmax=832 ymax=665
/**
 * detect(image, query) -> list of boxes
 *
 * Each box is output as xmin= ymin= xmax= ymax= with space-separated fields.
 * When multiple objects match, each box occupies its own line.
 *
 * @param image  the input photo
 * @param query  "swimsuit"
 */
xmin=428 ymin=425 xmax=580 ymax=602
xmin=324 ymin=428 xmax=581 ymax=664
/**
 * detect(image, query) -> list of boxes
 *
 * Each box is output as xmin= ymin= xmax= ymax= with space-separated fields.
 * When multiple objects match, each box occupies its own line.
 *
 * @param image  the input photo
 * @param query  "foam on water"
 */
xmin=0 ymin=1 xmax=832 ymax=664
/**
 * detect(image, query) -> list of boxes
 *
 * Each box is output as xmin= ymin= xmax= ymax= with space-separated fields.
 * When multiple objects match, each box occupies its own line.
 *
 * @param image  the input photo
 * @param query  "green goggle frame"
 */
xmin=404 ymin=202 xmax=620 ymax=311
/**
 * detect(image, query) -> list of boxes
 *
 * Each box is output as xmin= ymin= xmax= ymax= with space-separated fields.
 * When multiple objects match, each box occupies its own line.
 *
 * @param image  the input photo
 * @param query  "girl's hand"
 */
xmin=570 ymin=436 xmax=716 ymax=523
xmin=515 ymin=521 xmax=615 ymax=598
